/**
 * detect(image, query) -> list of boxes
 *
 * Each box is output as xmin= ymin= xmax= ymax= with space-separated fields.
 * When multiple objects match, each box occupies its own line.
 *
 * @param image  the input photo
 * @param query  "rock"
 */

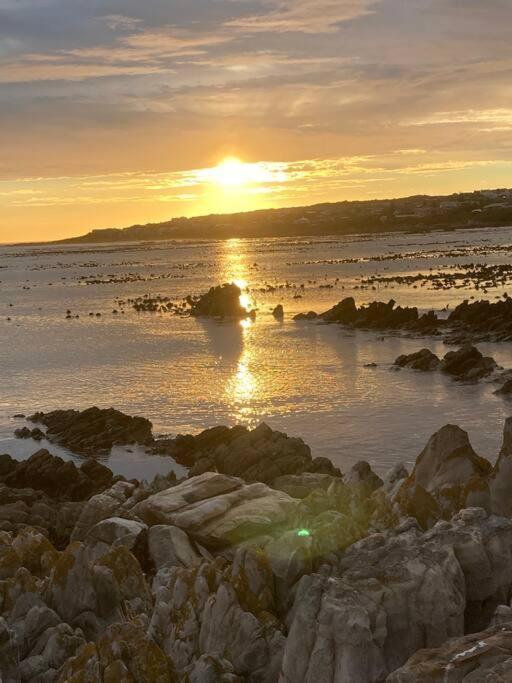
xmin=57 ymin=621 xmax=177 ymax=682
xmin=395 ymin=348 xmax=441 ymax=371
xmin=149 ymin=552 xmax=284 ymax=681
xmin=154 ymin=422 xmax=341 ymax=484
xmin=28 ymin=406 xmax=153 ymax=455
xmin=494 ymin=378 xmax=512 ymax=396
xmin=383 ymin=463 xmax=409 ymax=498
xmin=14 ymin=426 xmax=32 ymax=439
xmin=271 ymin=473 xmax=339 ymax=499
xmin=396 ymin=425 xmax=492 ymax=524
xmin=188 ymin=283 xmax=252 ymax=319
xmin=272 ymin=304 xmax=284 ymax=319
xmin=71 ymin=481 xmax=137 ymax=541
xmin=440 ymin=344 xmax=497 ymax=381
xmin=448 ymin=297 xmax=512 ymax=342
xmin=84 ymin=516 xmax=147 ymax=560
xmin=147 ymin=525 xmax=203 ymax=571
xmin=387 ymin=621 xmax=512 ymax=682
xmin=345 ymin=461 xmax=383 ymax=494
xmin=187 ymin=654 xmax=241 ymax=682
xmin=293 ymin=311 xmax=319 ymax=321
xmin=489 ymin=418 xmax=512 ymax=516
xmin=2 ymin=449 xmax=114 ymax=502
xmin=281 ymin=525 xmax=466 ymax=683
xmin=133 ymin=472 xmax=298 ymax=548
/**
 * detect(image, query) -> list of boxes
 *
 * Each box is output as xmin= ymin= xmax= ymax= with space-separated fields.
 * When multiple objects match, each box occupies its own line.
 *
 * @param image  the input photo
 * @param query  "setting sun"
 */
xmin=212 ymin=157 xmax=252 ymax=187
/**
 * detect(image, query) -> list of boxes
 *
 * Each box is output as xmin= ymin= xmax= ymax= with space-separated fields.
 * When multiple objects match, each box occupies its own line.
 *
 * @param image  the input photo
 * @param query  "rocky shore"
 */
xmin=294 ymin=295 xmax=512 ymax=344
xmin=5 ymin=409 xmax=512 ymax=681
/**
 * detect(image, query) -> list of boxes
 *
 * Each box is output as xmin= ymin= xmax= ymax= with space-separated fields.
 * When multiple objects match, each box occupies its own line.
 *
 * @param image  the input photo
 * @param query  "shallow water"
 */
xmin=1 ymin=227 xmax=512 ymax=477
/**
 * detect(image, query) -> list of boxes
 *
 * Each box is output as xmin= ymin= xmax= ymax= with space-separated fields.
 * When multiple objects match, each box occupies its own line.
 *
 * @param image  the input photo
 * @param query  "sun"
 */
xmin=212 ymin=157 xmax=252 ymax=187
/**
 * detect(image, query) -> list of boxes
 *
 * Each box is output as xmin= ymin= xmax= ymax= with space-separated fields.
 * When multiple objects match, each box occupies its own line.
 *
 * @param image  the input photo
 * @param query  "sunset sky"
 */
xmin=1 ymin=0 xmax=512 ymax=242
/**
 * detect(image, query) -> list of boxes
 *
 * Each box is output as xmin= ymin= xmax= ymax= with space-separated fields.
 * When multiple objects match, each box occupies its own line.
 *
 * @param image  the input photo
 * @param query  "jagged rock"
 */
xmin=154 ymin=422 xmax=341 ymax=484
xmin=48 ymin=543 xmax=152 ymax=639
xmin=440 ymin=344 xmax=497 ymax=381
xmin=71 ymin=481 xmax=137 ymax=542
xmin=448 ymin=298 xmax=512 ymax=342
xmin=383 ymin=463 xmax=409 ymax=498
xmin=387 ymin=621 xmax=512 ymax=682
xmin=488 ymin=418 xmax=512 ymax=517
xmin=188 ymin=283 xmax=252 ymax=319
xmin=28 ymin=406 xmax=153 ymax=455
xmin=345 ymin=461 xmax=383 ymax=494
xmin=396 ymin=425 xmax=492 ymax=524
xmin=281 ymin=524 xmax=466 ymax=682
xmin=57 ymin=621 xmax=177 ymax=682
xmin=149 ymin=550 xmax=283 ymax=681
xmin=147 ymin=525 xmax=203 ymax=571
xmin=1 ymin=449 xmax=114 ymax=501
xmin=84 ymin=517 xmax=147 ymax=561
xmin=395 ymin=348 xmax=441 ymax=371
xmin=271 ymin=473 xmax=339 ymax=499
xmin=133 ymin=473 xmax=298 ymax=548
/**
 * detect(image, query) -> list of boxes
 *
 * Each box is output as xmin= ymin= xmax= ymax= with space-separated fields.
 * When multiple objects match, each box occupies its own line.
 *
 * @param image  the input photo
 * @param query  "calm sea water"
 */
xmin=1 ymin=227 xmax=512 ymax=478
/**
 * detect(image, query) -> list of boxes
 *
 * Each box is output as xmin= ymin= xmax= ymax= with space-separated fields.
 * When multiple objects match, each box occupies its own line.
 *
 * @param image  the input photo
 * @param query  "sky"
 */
xmin=1 ymin=0 xmax=512 ymax=242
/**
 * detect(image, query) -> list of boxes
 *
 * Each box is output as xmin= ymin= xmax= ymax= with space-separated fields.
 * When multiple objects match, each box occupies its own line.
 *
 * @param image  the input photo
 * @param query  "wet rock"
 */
xmin=440 ymin=344 xmax=497 ymax=381
xmin=154 ymin=422 xmax=341 ymax=484
xmin=28 ymin=406 xmax=153 ymax=455
xmin=293 ymin=310 xmax=318 ymax=321
xmin=14 ymin=426 xmax=32 ymax=439
xmin=395 ymin=348 xmax=441 ymax=371
xmin=448 ymin=297 xmax=512 ymax=342
xmin=188 ymin=283 xmax=252 ymax=319
xmin=1 ymin=449 xmax=114 ymax=503
xmin=494 ymin=378 xmax=512 ymax=396
xmin=272 ymin=304 xmax=284 ymax=319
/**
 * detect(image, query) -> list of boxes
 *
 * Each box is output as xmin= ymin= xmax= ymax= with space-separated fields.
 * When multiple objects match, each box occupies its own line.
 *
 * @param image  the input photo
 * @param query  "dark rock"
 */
xmin=395 ymin=348 xmax=441 ymax=371
xmin=440 ymin=344 xmax=497 ymax=381
xmin=14 ymin=427 xmax=32 ymax=439
xmin=448 ymin=297 xmax=512 ymax=341
xmin=495 ymin=379 xmax=512 ymax=396
xmin=153 ymin=422 xmax=341 ymax=484
xmin=28 ymin=406 xmax=153 ymax=455
xmin=272 ymin=304 xmax=284 ymax=319
xmin=188 ymin=283 xmax=252 ymax=319
xmin=1 ymin=449 xmax=115 ymax=502
xmin=293 ymin=310 xmax=318 ymax=321
xmin=345 ymin=460 xmax=383 ymax=494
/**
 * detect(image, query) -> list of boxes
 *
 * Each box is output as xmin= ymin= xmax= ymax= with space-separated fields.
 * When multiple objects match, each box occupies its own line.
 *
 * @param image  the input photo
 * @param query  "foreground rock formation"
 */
xmin=395 ymin=344 xmax=498 ymax=381
xmin=4 ymin=419 xmax=512 ymax=681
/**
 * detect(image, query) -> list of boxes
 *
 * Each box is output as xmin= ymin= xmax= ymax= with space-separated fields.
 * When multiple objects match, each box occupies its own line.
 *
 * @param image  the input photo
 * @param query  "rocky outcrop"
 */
xmin=0 ymin=449 xmax=114 ymax=501
xmin=395 ymin=348 xmax=441 ymax=371
xmin=188 ymin=283 xmax=253 ymax=319
xmin=440 ymin=344 xmax=497 ymax=381
xmin=395 ymin=425 xmax=492 ymax=526
xmin=447 ymin=297 xmax=512 ymax=342
xmin=294 ymin=297 xmax=440 ymax=332
xmin=28 ymin=406 xmax=153 ymax=455
xmin=387 ymin=621 xmax=512 ymax=682
xmin=153 ymin=422 xmax=341 ymax=484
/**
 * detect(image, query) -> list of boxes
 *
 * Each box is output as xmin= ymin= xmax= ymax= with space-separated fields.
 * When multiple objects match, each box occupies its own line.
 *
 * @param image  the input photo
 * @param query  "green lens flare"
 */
xmin=297 ymin=529 xmax=311 ymax=537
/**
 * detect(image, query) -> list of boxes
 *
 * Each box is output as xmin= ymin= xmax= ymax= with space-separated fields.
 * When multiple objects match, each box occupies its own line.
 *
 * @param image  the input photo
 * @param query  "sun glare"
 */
xmin=213 ymin=157 xmax=251 ymax=187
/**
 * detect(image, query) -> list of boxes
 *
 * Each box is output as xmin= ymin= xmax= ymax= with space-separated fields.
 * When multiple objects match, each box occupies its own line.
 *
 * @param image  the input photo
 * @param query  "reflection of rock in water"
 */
xmin=199 ymin=319 xmax=244 ymax=364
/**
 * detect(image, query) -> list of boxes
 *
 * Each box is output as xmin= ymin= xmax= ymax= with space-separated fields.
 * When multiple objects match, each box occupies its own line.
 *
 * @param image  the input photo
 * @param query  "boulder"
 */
xmin=345 ymin=461 xmax=383 ymax=494
xmin=147 ymin=525 xmax=203 ymax=571
xmin=132 ymin=472 xmax=298 ymax=548
xmin=395 ymin=348 xmax=441 ymax=371
xmin=488 ymin=418 xmax=512 ymax=516
xmin=84 ymin=516 xmax=147 ymax=560
xmin=440 ymin=344 xmax=497 ymax=381
xmin=396 ymin=425 xmax=492 ymax=524
xmin=71 ymin=481 xmax=137 ymax=541
xmin=188 ymin=283 xmax=252 ymax=319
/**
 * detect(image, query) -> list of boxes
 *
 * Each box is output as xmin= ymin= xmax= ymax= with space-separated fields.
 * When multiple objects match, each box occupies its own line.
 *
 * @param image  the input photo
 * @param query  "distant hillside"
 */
xmin=59 ymin=188 xmax=512 ymax=244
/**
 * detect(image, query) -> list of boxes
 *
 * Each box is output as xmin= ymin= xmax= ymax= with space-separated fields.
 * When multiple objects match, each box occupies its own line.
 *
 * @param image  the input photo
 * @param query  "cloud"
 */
xmin=226 ymin=0 xmax=380 ymax=33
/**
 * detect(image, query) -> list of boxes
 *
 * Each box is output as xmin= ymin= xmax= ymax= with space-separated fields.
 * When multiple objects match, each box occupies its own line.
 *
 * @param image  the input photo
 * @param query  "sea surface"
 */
xmin=2 ymin=226 xmax=512 ymax=479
